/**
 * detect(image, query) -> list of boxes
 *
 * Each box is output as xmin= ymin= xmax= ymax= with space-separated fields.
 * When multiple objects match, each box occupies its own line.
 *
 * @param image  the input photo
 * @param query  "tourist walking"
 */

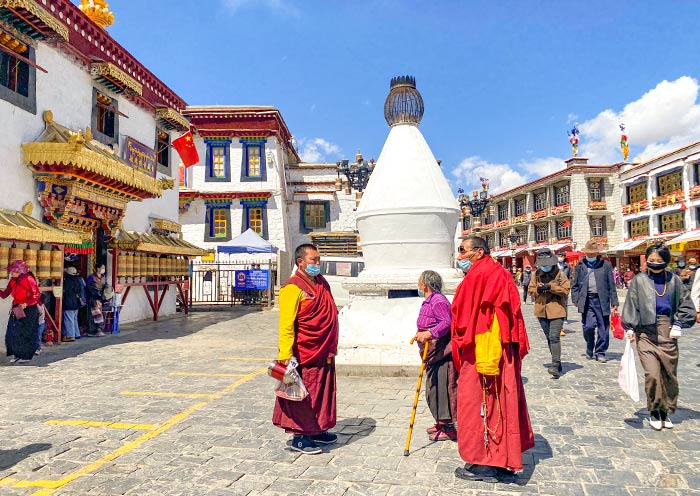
xmin=86 ymin=264 xmax=107 ymax=337
xmin=520 ymin=266 xmax=532 ymax=303
xmin=62 ymin=266 xmax=84 ymax=341
xmin=621 ymin=242 xmax=695 ymax=430
xmin=571 ymin=240 xmax=618 ymax=363
xmin=623 ymin=266 xmax=636 ymax=289
xmin=451 ymin=236 xmax=534 ymax=483
xmin=36 ymin=294 xmax=46 ymax=355
xmin=528 ymin=248 xmax=570 ymax=379
xmin=272 ymin=244 xmax=339 ymax=455
xmin=1 ymin=260 xmax=41 ymax=363
xmin=679 ymin=257 xmax=697 ymax=289
xmin=414 ymin=270 xmax=457 ymax=441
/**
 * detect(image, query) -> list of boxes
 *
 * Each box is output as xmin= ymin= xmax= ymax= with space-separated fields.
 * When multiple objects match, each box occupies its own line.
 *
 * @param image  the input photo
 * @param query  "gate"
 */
xmin=190 ymin=260 xmax=277 ymax=306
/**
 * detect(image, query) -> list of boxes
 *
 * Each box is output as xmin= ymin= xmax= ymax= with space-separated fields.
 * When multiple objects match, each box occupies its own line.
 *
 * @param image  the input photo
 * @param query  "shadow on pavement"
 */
xmin=2 ymin=308 xmax=264 ymax=368
xmin=328 ymin=417 xmax=376 ymax=450
xmin=0 ymin=443 xmax=51 ymax=470
xmin=624 ymin=406 xmax=700 ymax=429
xmin=516 ymin=434 xmax=552 ymax=485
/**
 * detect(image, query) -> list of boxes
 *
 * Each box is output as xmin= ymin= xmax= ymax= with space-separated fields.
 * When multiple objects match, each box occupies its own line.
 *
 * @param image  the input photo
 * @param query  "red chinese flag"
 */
xmin=172 ymin=131 xmax=199 ymax=167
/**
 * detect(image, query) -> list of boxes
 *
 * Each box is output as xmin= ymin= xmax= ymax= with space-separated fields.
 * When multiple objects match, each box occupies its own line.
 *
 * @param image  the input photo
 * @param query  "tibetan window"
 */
xmin=212 ymin=208 xmax=228 ymax=238
xmin=514 ymin=198 xmax=525 ymax=216
xmin=590 ymin=217 xmax=605 ymax=237
xmin=589 ymin=179 xmax=602 ymax=200
xmin=535 ymin=223 xmax=548 ymax=242
xmin=178 ymin=162 xmax=187 ymax=188
xmin=515 ymin=228 xmax=526 ymax=245
xmin=240 ymin=138 xmax=267 ymax=182
xmin=0 ymin=43 xmax=35 ymax=114
xmin=497 ymin=204 xmax=508 ymax=221
xmin=204 ymin=203 xmax=232 ymax=242
xmin=300 ymin=202 xmax=330 ymax=232
xmin=534 ymin=191 xmax=547 ymax=211
xmin=660 ymin=212 xmax=684 ymax=233
xmin=628 ymin=183 xmax=647 ymax=204
xmin=205 ymin=139 xmax=231 ymax=182
xmin=556 ymin=219 xmax=571 ymax=239
xmin=629 ymin=218 xmax=649 ymax=238
xmin=554 ymin=184 xmax=570 ymax=206
xmin=657 ymin=171 xmax=682 ymax=196
xmin=156 ymin=129 xmax=171 ymax=175
xmin=92 ymin=89 xmax=118 ymax=145
xmin=247 ymin=208 xmax=263 ymax=235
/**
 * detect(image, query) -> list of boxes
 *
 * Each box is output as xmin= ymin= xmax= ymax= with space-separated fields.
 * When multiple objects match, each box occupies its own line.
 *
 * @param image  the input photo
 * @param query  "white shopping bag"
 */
xmin=618 ymin=339 xmax=640 ymax=402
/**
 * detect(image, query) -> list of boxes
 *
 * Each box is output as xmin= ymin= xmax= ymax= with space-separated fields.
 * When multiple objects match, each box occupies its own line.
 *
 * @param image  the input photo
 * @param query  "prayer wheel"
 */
xmin=0 ymin=245 xmax=9 ymax=278
xmin=164 ymin=256 xmax=173 ymax=277
xmin=37 ymin=246 xmax=51 ymax=279
xmin=133 ymin=254 xmax=142 ymax=278
xmin=123 ymin=252 xmax=133 ymax=278
xmin=147 ymin=255 xmax=157 ymax=276
xmin=23 ymin=244 xmax=38 ymax=275
xmin=117 ymin=252 xmax=126 ymax=277
xmin=9 ymin=243 xmax=23 ymax=266
xmin=50 ymin=248 xmax=63 ymax=278
xmin=158 ymin=256 xmax=166 ymax=277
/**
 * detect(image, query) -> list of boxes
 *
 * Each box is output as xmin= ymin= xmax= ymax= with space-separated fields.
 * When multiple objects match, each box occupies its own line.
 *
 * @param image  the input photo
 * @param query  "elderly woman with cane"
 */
xmin=1 ymin=260 xmax=41 ymax=363
xmin=413 ymin=270 xmax=457 ymax=441
xmin=622 ymin=242 xmax=696 ymax=430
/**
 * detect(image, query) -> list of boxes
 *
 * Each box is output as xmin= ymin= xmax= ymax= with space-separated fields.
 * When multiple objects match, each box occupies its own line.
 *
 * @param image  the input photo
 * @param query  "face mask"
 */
xmin=98 ymin=268 xmax=105 ymax=275
xmin=525 ymin=268 xmax=531 ymax=272
xmin=690 ymin=265 xmax=698 ymax=270
xmin=678 ymin=263 xmax=686 ymax=268
xmin=417 ymin=288 xmax=425 ymax=298
xmin=305 ymin=264 xmax=321 ymax=277
xmin=458 ymin=259 xmax=471 ymax=271
xmin=540 ymin=265 xmax=554 ymax=273
xmin=647 ymin=262 xmax=667 ymax=271
xmin=585 ymin=256 xmax=598 ymax=263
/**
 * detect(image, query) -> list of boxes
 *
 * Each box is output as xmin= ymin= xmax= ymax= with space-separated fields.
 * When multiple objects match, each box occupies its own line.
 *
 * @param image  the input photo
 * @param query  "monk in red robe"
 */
xmin=452 ymin=236 xmax=535 ymax=482
xmin=272 ymin=244 xmax=339 ymax=454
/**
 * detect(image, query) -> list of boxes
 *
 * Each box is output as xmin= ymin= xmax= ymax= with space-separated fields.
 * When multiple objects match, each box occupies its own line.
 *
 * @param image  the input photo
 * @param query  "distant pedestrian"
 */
xmin=571 ymin=240 xmax=619 ymax=363
xmin=613 ymin=266 xmax=622 ymax=288
xmin=0 ymin=260 xmax=41 ymax=363
xmin=679 ymin=257 xmax=697 ymax=289
xmin=673 ymin=257 xmax=685 ymax=277
xmin=62 ymin=266 xmax=84 ymax=341
xmin=623 ymin=266 xmax=636 ymax=289
xmin=520 ymin=266 xmax=532 ymax=302
xmin=515 ymin=268 xmax=522 ymax=286
xmin=414 ymin=270 xmax=457 ymax=441
xmin=86 ymin=264 xmax=107 ymax=337
xmin=622 ymin=242 xmax=695 ymax=430
xmin=557 ymin=253 xmax=571 ymax=279
xmin=36 ymin=294 xmax=46 ymax=355
xmin=528 ymin=248 xmax=570 ymax=379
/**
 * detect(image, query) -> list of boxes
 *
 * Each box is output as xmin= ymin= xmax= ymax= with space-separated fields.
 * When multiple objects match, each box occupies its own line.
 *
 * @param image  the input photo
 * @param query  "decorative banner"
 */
xmin=234 ymin=269 xmax=269 ymax=290
xmin=620 ymin=122 xmax=629 ymax=161
xmin=124 ymin=136 xmax=157 ymax=177
xmin=567 ymin=124 xmax=580 ymax=157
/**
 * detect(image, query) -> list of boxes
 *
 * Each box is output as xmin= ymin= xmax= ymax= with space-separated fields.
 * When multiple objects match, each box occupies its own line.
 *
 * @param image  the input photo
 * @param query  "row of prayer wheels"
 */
xmin=116 ymin=252 xmax=189 ymax=278
xmin=0 ymin=244 xmax=63 ymax=279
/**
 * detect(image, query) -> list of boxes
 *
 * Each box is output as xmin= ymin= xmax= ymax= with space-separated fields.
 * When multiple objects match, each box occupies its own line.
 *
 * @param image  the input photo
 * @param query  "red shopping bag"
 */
xmin=611 ymin=311 xmax=624 ymax=340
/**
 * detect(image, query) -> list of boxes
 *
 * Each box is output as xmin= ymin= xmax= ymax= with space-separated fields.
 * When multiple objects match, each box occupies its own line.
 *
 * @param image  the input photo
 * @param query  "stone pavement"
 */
xmin=1 ymin=301 xmax=700 ymax=496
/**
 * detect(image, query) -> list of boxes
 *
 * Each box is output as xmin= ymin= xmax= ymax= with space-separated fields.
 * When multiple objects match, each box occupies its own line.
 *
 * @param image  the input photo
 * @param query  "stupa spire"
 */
xmin=383 ymin=75 xmax=424 ymax=127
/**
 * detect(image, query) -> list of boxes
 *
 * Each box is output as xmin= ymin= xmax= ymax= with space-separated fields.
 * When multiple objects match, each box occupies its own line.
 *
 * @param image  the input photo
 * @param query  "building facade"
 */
xmin=461 ymin=158 xmax=623 ymax=269
xmin=611 ymin=142 xmax=700 ymax=270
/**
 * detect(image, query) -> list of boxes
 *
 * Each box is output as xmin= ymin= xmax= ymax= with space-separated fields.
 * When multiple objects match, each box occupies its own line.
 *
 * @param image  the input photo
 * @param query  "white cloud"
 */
xmin=580 ymin=76 xmax=700 ymax=163
xmin=299 ymin=138 xmax=341 ymax=162
xmin=222 ymin=0 xmax=299 ymax=16
xmin=452 ymin=156 xmax=529 ymax=195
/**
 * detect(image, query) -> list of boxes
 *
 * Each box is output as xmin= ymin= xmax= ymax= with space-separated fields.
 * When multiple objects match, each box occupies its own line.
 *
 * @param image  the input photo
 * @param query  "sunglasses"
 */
xmin=458 ymin=246 xmax=476 ymax=254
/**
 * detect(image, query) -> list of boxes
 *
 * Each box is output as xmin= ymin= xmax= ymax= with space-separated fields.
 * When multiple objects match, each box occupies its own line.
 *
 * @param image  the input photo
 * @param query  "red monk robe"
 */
xmin=451 ymin=256 xmax=535 ymax=472
xmin=272 ymin=273 xmax=339 ymax=435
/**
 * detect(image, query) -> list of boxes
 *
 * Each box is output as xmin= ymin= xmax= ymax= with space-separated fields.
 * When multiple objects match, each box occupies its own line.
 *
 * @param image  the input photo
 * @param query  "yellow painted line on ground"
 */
xmin=45 ymin=420 xmax=155 ymax=430
xmin=169 ymin=372 xmax=247 ymax=377
xmin=120 ymin=391 xmax=215 ymax=398
xmin=0 ymin=477 xmax=18 ymax=486
xmin=218 ymin=357 xmax=275 ymax=361
xmin=23 ymin=368 xmax=266 ymax=495
xmin=244 ymin=345 xmax=277 ymax=350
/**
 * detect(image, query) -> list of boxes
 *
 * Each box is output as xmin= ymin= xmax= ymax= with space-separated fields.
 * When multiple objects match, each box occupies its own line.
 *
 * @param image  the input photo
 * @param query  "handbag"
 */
xmin=12 ymin=305 xmax=26 ymax=320
xmin=618 ymin=339 xmax=640 ymax=402
xmin=611 ymin=311 xmax=624 ymax=340
xmin=91 ymin=307 xmax=104 ymax=324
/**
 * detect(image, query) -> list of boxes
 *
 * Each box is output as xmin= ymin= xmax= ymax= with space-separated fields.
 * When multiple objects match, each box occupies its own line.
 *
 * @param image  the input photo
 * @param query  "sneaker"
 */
xmin=660 ymin=411 xmax=674 ymax=429
xmin=310 ymin=431 xmax=337 ymax=445
xmin=288 ymin=435 xmax=322 ymax=454
xmin=17 ymin=359 xmax=30 ymax=364
xmin=9 ymin=357 xmax=19 ymax=364
xmin=584 ymin=353 xmax=594 ymax=360
xmin=34 ymin=349 xmax=41 ymax=356
xmin=596 ymin=356 xmax=608 ymax=364
xmin=455 ymin=464 xmax=499 ymax=483
xmin=429 ymin=427 xmax=457 ymax=441
xmin=649 ymin=411 xmax=663 ymax=431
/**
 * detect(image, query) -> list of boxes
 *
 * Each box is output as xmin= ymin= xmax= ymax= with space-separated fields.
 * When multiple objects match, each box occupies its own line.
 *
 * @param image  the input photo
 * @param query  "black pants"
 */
xmin=5 ymin=305 xmax=39 ymax=360
xmin=537 ymin=317 xmax=562 ymax=366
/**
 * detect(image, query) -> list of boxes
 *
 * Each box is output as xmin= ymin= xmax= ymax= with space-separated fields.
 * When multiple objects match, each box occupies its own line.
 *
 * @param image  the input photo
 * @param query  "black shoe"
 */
xmin=455 ymin=464 xmax=499 ymax=483
xmin=596 ymin=356 xmax=607 ymax=363
xmin=547 ymin=365 xmax=560 ymax=379
xmin=310 ymin=431 xmax=337 ymax=445
xmin=288 ymin=435 xmax=322 ymax=454
xmin=584 ymin=353 xmax=594 ymax=360
xmin=496 ymin=467 xmax=517 ymax=483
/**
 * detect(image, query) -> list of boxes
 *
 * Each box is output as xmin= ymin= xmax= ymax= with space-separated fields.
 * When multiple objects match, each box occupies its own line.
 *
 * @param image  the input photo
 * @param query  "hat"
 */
xmin=583 ymin=239 xmax=600 ymax=256
xmin=102 ymin=285 xmax=115 ymax=300
xmin=64 ymin=266 xmax=77 ymax=276
xmin=689 ymin=258 xmax=698 ymax=265
xmin=8 ymin=259 xmax=29 ymax=275
xmin=536 ymin=248 xmax=558 ymax=266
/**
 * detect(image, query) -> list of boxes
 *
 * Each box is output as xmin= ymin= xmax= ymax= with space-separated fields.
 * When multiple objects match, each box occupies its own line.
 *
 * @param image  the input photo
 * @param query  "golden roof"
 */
xmin=22 ymin=111 xmax=164 ymax=198
xmin=90 ymin=62 xmax=142 ymax=95
xmin=111 ymin=230 xmax=209 ymax=257
xmin=0 ymin=208 xmax=85 ymax=245
xmin=0 ymin=0 xmax=69 ymax=42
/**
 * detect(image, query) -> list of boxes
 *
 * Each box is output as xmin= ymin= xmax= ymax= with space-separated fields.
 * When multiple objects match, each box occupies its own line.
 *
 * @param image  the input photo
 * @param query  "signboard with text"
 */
xmin=234 ymin=270 xmax=269 ymax=290
xmin=124 ymin=136 xmax=157 ymax=177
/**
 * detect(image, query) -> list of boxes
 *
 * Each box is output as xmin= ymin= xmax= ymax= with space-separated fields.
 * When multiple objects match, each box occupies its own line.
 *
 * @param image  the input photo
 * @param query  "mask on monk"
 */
xmin=457 ymin=259 xmax=471 ymax=272
xmin=540 ymin=265 xmax=554 ymax=273
xmin=305 ymin=264 xmax=321 ymax=277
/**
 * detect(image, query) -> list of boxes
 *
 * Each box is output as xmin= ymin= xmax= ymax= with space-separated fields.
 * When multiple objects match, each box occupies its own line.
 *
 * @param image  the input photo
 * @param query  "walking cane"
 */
xmin=404 ymin=336 xmax=430 ymax=456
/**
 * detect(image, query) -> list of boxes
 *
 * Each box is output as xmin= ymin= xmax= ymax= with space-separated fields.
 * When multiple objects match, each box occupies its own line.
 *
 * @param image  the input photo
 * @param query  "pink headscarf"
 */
xmin=8 ymin=259 xmax=29 ymax=276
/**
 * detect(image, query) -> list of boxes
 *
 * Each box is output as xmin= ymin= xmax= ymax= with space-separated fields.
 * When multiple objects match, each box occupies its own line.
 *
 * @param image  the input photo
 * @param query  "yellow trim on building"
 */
xmin=0 ymin=208 xmax=85 ymax=244
xmin=0 ymin=0 xmax=69 ymax=42
xmin=90 ymin=62 xmax=143 ymax=95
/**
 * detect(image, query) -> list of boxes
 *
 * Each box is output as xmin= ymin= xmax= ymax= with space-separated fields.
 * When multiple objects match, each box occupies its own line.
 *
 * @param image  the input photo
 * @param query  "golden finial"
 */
xmin=85 ymin=127 xmax=93 ymax=141
xmin=78 ymin=0 xmax=115 ymax=29
xmin=356 ymin=150 xmax=363 ymax=162
xmin=43 ymin=110 xmax=54 ymax=125
xmin=21 ymin=202 xmax=33 ymax=216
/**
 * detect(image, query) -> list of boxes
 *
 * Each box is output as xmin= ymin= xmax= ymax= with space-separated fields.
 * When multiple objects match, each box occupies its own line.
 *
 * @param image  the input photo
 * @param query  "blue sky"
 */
xmin=106 ymin=0 xmax=700 ymax=193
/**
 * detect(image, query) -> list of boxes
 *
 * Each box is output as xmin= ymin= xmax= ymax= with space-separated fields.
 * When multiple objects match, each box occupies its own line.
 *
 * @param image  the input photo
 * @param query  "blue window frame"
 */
xmin=204 ymin=202 xmax=232 ymax=242
xmin=205 ymin=139 xmax=231 ymax=182
xmin=240 ymin=198 xmax=269 ymax=239
xmin=240 ymin=138 xmax=267 ymax=182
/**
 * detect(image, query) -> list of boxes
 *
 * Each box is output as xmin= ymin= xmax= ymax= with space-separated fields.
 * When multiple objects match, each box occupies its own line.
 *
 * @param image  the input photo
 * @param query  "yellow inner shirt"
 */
xmin=277 ymin=284 xmax=306 ymax=360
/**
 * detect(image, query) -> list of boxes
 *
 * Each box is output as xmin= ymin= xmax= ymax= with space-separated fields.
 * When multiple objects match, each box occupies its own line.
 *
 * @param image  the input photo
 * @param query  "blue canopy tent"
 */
xmin=217 ymin=228 xmax=278 ymax=254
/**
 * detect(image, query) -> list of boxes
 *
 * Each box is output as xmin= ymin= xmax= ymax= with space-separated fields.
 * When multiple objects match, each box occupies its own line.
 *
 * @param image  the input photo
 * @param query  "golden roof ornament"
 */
xmin=78 ymin=0 xmax=115 ymax=29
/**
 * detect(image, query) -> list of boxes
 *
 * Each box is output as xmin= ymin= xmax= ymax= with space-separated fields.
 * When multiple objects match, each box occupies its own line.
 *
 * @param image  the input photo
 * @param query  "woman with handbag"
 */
xmin=622 ymin=242 xmax=696 ymax=430
xmin=1 ymin=260 xmax=41 ymax=363
xmin=414 ymin=270 xmax=457 ymax=441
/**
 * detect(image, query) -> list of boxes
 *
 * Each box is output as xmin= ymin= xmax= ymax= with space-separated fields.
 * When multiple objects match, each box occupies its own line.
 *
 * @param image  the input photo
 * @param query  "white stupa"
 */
xmin=337 ymin=76 xmax=462 ymax=369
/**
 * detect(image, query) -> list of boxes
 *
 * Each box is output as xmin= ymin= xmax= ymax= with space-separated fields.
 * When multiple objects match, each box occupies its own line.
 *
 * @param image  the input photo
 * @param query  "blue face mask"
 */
xmin=458 ymin=259 xmax=471 ymax=271
xmin=585 ymin=256 xmax=598 ymax=263
xmin=417 ymin=288 xmax=425 ymax=298
xmin=305 ymin=264 xmax=321 ymax=277
xmin=540 ymin=265 xmax=554 ymax=272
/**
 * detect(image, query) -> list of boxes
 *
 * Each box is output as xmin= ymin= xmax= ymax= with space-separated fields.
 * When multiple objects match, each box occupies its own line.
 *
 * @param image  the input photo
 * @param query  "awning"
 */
xmin=155 ymin=107 xmax=189 ymax=132
xmin=111 ymin=230 xmax=210 ymax=257
xmin=490 ymin=249 xmax=512 ymax=258
xmin=547 ymin=243 xmax=571 ymax=253
xmin=666 ymin=230 xmax=700 ymax=246
xmin=217 ymin=228 xmax=278 ymax=254
xmin=293 ymin=192 xmax=335 ymax=201
xmin=0 ymin=208 xmax=85 ymax=245
xmin=607 ymin=238 xmax=649 ymax=253
xmin=0 ymin=0 xmax=69 ymax=42
xmin=90 ymin=62 xmax=143 ymax=96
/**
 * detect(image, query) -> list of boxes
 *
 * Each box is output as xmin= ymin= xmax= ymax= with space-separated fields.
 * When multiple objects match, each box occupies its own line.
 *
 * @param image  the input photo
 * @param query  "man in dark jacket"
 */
xmin=520 ymin=266 xmax=532 ymax=303
xmin=570 ymin=240 xmax=619 ymax=363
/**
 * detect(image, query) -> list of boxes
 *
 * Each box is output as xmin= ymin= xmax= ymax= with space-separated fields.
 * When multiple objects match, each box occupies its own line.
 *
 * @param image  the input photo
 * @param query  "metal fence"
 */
xmin=189 ymin=260 xmax=277 ymax=307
